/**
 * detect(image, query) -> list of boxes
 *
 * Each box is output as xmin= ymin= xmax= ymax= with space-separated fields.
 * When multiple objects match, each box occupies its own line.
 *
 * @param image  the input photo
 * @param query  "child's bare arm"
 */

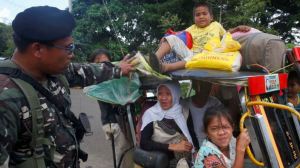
xmin=228 ymin=25 xmax=251 ymax=34
xmin=163 ymin=61 xmax=186 ymax=72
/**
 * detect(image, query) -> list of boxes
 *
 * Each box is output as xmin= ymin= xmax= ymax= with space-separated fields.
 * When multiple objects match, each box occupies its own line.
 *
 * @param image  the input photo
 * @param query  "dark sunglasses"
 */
xmin=47 ymin=43 xmax=76 ymax=55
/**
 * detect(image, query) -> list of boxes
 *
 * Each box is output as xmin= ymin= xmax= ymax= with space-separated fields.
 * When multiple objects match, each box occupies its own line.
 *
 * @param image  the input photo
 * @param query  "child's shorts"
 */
xmin=164 ymin=35 xmax=194 ymax=61
xmin=162 ymin=51 xmax=182 ymax=64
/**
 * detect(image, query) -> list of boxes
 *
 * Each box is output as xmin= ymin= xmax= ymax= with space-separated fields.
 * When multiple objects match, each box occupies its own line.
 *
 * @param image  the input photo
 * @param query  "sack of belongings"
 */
xmin=186 ymin=33 xmax=242 ymax=72
xmin=233 ymin=32 xmax=286 ymax=72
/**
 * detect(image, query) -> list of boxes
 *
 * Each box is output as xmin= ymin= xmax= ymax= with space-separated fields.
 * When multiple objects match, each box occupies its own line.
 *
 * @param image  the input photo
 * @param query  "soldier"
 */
xmin=0 ymin=6 xmax=133 ymax=168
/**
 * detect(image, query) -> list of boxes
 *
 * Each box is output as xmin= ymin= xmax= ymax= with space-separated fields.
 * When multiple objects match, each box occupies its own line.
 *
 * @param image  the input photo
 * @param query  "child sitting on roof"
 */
xmin=149 ymin=2 xmax=250 ymax=73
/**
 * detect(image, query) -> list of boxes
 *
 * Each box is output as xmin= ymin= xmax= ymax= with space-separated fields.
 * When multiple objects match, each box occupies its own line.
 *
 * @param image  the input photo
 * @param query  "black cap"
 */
xmin=12 ymin=6 xmax=75 ymax=42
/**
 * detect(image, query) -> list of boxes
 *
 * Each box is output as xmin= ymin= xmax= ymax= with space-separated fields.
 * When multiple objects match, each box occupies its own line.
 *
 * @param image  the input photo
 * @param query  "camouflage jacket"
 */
xmin=0 ymin=62 xmax=121 ymax=167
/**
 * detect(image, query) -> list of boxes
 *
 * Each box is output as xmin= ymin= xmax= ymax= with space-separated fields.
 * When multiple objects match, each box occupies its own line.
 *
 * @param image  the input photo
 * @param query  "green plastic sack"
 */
xmin=83 ymin=73 xmax=141 ymax=105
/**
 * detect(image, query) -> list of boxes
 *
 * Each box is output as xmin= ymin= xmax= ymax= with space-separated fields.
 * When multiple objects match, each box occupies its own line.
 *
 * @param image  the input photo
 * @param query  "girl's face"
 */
xmin=194 ymin=6 xmax=213 ymax=28
xmin=157 ymin=85 xmax=173 ymax=110
xmin=206 ymin=116 xmax=233 ymax=150
xmin=288 ymin=79 xmax=300 ymax=97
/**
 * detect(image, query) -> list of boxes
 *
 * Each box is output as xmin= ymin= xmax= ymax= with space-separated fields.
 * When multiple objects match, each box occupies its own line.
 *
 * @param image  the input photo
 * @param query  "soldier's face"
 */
xmin=41 ymin=36 xmax=74 ymax=74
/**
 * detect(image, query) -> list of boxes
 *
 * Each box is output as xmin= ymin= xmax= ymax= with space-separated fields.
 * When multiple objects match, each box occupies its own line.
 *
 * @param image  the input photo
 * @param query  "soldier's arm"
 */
xmin=64 ymin=55 xmax=133 ymax=87
xmin=64 ymin=62 xmax=122 ymax=87
xmin=0 ymin=82 xmax=22 ymax=166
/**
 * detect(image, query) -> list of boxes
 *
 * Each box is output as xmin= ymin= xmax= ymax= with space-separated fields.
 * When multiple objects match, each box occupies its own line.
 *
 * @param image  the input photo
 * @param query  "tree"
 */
xmin=269 ymin=0 xmax=300 ymax=42
xmin=0 ymin=23 xmax=14 ymax=58
xmin=72 ymin=0 xmax=195 ymax=61
xmin=71 ymin=0 xmax=300 ymax=62
xmin=72 ymin=0 xmax=142 ymax=61
xmin=206 ymin=0 xmax=300 ymax=43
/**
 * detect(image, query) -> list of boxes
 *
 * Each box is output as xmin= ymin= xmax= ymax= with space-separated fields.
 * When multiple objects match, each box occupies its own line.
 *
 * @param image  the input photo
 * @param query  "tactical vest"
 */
xmin=0 ymin=60 xmax=70 ymax=168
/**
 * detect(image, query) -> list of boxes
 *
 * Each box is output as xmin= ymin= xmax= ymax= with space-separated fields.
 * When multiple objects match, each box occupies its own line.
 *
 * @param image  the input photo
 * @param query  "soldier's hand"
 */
xmin=119 ymin=55 xmax=134 ymax=76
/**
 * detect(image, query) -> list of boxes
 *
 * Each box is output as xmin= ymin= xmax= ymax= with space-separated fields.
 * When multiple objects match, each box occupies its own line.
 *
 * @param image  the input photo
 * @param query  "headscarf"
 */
xmin=141 ymin=81 xmax=193 ymax=145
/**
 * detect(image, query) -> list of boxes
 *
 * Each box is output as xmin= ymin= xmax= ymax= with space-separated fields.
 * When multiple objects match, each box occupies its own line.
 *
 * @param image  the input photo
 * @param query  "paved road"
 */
xmin=70 ymin=88 xmax=113 ymax=168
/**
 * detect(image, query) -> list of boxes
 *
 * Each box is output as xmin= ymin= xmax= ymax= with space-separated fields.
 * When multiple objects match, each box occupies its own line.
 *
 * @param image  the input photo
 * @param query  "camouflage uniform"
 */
xmin=0 ymin=62 xmax=122 ymax=167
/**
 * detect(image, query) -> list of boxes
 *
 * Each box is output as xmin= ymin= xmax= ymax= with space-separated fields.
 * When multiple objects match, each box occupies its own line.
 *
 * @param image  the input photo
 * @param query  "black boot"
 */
xmin=149 ymin=53 xmax=162 ymax=73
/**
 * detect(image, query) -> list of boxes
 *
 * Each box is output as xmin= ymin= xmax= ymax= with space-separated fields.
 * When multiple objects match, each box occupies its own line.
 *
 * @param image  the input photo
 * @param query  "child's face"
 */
xmin=206 ymin=116 xmax=233 ymax=150
xmin=194 ymin=6 xmax=213 ymax=28
xmin=288 ymin=79 xmax=300 ymax=97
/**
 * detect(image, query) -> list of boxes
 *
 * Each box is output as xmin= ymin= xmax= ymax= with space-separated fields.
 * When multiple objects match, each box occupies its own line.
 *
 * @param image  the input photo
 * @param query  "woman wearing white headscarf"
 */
xmin=140 ymin=81 xmax=197 ymax=168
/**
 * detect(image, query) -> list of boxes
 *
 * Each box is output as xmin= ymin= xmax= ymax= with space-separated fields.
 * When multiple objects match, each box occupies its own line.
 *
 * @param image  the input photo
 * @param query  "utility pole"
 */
xmin=219 ymin=0 xmax=223 ymax=24
xmin=68 ymin=0 xmax=72 ymax=13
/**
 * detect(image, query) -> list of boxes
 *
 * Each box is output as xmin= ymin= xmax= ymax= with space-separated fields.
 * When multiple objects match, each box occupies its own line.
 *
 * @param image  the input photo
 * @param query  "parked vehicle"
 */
xmin=101 ymin=46 xmax=300 ymax=168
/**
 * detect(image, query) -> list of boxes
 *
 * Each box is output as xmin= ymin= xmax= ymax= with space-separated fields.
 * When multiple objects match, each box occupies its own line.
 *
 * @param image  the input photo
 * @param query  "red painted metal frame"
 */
xmin=292 ymin=47 xmax=300 ymax=62
xmin=248 ymin=73 xmax=288 ymax=96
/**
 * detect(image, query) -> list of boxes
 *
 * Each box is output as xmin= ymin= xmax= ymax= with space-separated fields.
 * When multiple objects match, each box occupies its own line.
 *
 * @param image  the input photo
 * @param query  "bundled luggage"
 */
xmin=234 ymin=32 xmax=286 ymax=72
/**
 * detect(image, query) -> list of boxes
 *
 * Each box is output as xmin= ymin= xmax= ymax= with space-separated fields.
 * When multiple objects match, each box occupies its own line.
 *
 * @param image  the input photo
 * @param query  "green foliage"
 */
xmin=180 ymin=81 xmax=192 ymax=98
xmin=208 ymin=0 xmax=300 ymax=43
xmin=159 ymin=12 xmax=184 ymax=31
xmin=286 ymin=43 xmax=296 ymax=49
xmin=1 ymin=0 xmax=299 ymax=61
xmin=0 ymin=23 xmax=14 ymax=58
xmin=68 ymin=0 xmax=300 ymax=61
xmin=72 ymin=0 xmax=195 ymax=61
